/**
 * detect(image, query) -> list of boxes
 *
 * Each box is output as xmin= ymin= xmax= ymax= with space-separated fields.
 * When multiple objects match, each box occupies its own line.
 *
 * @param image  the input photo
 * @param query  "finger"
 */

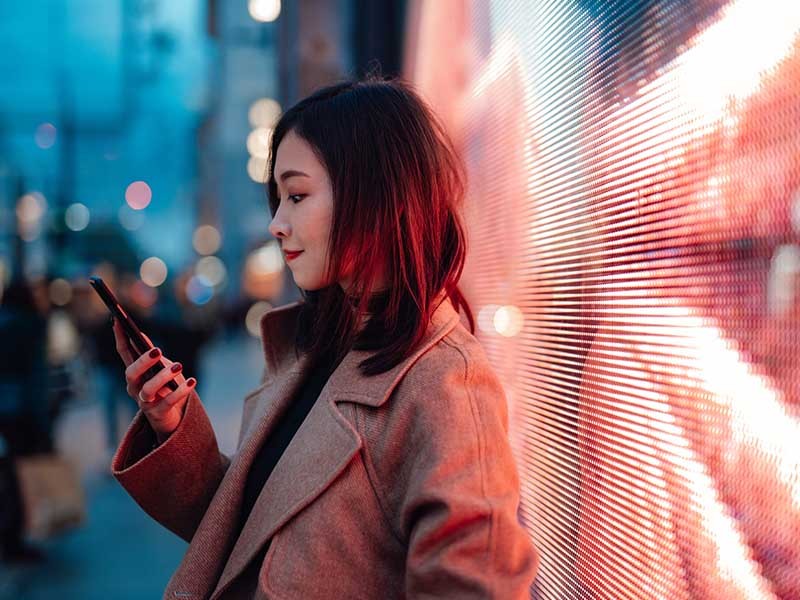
xmin=112 ymin=320 xmax=136 ymax=366
xmin=125 ymin=346 xmax=164 ymax=387
xmin=154 ymin=370 xmax=187 ymax=400
xmin=143 ymin=379 xmax=196 ymax=422
xmin=140 ymin=361 xmax=184 ymax=400
xmin=158 ymin=378 xmax=196 ymax=412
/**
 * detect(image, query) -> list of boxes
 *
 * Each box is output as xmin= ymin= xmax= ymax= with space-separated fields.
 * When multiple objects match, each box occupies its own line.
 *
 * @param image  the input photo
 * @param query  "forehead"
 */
xmin=274 ymin=130 xmax=327 ymax=182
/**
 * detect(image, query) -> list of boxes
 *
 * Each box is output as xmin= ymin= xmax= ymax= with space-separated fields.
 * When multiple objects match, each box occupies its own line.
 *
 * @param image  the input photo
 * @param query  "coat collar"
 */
xmin=203 ymin=291 xmax=462 ymax=599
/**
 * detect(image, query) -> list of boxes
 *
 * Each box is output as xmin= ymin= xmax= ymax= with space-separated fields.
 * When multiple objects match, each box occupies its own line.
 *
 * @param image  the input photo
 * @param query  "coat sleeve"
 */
xmin=366 ymin=339 xmax=539 ymax=599
xmin=111 ymin=391 xmax=230 ymax=542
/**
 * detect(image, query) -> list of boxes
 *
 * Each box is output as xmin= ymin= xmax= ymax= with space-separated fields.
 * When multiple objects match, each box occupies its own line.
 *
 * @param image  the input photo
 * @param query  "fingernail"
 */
xmin=149 ymin=348 xmax=160 ymax=359
xmin=170 ymin=362 xmax=182 ymax=373
xmin=187 ymin=378 xmax=196 ymax=388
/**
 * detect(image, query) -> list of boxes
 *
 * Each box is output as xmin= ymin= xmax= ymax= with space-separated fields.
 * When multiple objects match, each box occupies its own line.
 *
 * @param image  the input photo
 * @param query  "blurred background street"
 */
xmin=0 ymin=327 xmax=263 ymax=599
xmin=0 ymin=0 xmax=405 ymax=597
xmin=3 ymin=0 xmax=800 ymax=598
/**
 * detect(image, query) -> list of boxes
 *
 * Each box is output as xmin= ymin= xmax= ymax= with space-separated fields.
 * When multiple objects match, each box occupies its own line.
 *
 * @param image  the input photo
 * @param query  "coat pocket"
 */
xmin=258 ymin=532 xmax=296 ymax=600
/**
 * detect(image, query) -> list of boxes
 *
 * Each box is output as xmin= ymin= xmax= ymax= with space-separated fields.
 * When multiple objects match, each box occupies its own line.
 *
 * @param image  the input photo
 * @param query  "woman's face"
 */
xmin=269 ymin=130 xmax=341 ymax=291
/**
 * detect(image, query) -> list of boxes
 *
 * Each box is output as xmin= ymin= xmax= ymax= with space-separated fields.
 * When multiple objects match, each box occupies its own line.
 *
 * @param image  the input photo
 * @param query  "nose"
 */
xmin=268 ymin=203 xmax=290 ymax=240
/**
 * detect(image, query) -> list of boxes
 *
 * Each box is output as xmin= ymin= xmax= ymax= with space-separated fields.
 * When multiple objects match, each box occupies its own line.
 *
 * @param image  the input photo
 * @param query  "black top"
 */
xmin=237 ymin=347 xmax=343 ymax=529
xmin=237 ymin=291 xmax=391 ymax=533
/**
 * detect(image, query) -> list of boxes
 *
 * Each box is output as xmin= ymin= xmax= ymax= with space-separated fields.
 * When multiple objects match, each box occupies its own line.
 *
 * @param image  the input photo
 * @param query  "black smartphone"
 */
xmin=88 ymin=276 xmax=179 ymax=392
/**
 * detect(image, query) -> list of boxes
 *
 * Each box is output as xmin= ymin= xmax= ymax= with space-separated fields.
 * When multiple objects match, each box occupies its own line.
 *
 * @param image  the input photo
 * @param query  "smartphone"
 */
xmin=88 ymin=276 xmax=179 ymax=392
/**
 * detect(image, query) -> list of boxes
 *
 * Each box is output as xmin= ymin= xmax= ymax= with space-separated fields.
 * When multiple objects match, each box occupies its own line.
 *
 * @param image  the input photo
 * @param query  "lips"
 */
xmin=284 ymin=250 xmax=303 ymax=261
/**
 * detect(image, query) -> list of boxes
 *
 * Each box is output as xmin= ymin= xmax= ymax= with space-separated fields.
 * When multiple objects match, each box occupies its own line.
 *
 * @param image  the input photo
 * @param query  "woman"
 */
xmin=111 ymin=78 xmax=538 ymax=599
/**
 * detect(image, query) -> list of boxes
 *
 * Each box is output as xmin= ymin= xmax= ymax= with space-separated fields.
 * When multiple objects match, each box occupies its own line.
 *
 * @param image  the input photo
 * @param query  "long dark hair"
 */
xmin=267 ymin=77 xmax=474 ymax=376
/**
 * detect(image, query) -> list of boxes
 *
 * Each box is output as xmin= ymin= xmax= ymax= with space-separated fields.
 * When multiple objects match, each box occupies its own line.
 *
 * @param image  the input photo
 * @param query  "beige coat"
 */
xmin=111 ymin=296 xmax=538 ymax=599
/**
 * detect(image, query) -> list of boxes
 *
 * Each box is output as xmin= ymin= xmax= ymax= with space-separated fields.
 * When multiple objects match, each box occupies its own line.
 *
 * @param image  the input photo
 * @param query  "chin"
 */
xmin=291 ymin=274 xmax=327 ymax=292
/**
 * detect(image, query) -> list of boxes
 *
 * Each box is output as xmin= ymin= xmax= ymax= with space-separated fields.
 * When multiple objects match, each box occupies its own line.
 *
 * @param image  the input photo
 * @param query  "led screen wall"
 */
xmin=406 ymin=1 xmax=800 ymax=598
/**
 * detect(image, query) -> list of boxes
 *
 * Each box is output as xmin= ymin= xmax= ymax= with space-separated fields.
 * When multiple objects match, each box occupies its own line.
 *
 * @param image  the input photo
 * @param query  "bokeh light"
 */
xmin=48 ymin=310 xmax=80 ymax=363
xmin=247 ymin=156 xmax=268 ymax=183
xmin=139 ymin=257 xmax=168 ymax=287
xmin=125 ymin=180 xmax=152 ymax=210
xmin=118 ymin=204 xmax=146 ymax=231
xmin=16 ymin=192 xmax=47 ymax=224
xmin=248 ymin=242 xmax=283 ymax=275
xmin=195 ymin=256 xmax=227 ymax=287
xmin=245 ymin=301 xmax=273 ymax=337
xmin=186 ymin=275 xmax=214 ymax=305
xmin=248 ymin=0 xmax=280 ymax=23
xmin=49 ymin=278 xmax=73 ymax=306
xmin=243 ymin=241 xmax=284 ymax=299
xmin=34 ymin=123 xmax=57 ymax=149
xmin=494 ymin=305 xmax=524 ymax=337
xmin=193 ymin=224 xmax=221 ymax=255
xmin=248 ymin=98 xmax=281 ymax=128
xmin=246 ymin=127 xmax=272 ymax=159
xmin=129 ymin=279 xmax=158 ymax=309
xmin=65 ymin=203 xmax=91 ymax=231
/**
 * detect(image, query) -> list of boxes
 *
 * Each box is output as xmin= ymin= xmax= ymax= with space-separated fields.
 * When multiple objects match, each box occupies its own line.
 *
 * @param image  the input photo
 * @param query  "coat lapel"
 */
xmin=207 ymin=293 xmax=462 ymax=599
xmin=211 ymin=378 xmax=362 ymax=599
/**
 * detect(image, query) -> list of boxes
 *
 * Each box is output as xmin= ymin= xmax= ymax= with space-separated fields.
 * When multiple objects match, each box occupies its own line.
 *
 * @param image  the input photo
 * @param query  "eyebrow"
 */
xmin=277 ymin=169 xmax=310 ymax=183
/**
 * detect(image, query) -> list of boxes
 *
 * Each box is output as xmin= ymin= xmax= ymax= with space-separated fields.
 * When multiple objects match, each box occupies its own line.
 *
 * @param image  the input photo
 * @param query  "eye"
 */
xmin=287 ymin=194 xmax=306 ymax=204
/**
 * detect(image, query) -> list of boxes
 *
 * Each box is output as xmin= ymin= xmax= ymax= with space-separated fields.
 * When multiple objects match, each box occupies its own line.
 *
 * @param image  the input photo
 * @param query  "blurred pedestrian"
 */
xmin=0 ymin=277 xmax=51 ymax=563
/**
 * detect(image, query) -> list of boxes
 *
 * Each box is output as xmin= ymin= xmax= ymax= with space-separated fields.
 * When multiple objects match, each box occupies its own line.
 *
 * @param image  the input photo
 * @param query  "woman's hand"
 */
xmin=112 ymin=319 xmax=196 ymax=443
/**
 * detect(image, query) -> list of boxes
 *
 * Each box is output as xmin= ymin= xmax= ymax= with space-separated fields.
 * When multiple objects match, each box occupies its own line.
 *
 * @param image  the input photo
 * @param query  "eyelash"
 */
xmin=286 ymin=194 xmax=305 ymax=204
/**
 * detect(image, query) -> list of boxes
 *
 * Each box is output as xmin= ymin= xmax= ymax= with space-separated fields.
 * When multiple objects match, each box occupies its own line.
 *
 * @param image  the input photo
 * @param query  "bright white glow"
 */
xmin=673 ymin=0 xmax=800 ymax=122
xmin=193 ymin=224 xmax=222 ymax=255
xmin=472 ymin=34 xmax=516 ymax=98
xmin=245 ymin=301 xmax=273 ymax=337
xmin=682 ymin=457 xmax=773 ymax=597
xmin=247 ymin=242 xmax=283 ymax=275
xmin=247 ymin=156 xmax=269 ymax=183
xmin=248 ymin=0 xmax=280 ymax=23
xmin=247 ymin=127 xmax=272 ymax=159
xmin=767 ymin=245 xmax=800 ymax=316
xmin=65 ymin=203 xmax=91 ymax=231
xmin=494 ymin=305 xmax=524 ymax=337
xmin=140 ymin=257 xmax=168 ymax=287
xmin=694 ymin=321 xmax=800 ymax=508
xmin=249 ymin=98 xmax=281 ymax=128
xmin=195 ymin=256 xmax=227 ymax=287
xmin=125 ymin=181 xmax=152 ymax=210
xmin=602 ymin=0 xmax=800 ymax=166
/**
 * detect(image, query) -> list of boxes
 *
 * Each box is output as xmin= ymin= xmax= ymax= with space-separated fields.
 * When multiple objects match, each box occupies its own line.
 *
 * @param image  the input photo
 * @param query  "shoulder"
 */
xmin=399 ymin=321 xmax=505 ymax=410
xmin=361 ymin=321 xmax=509 ymax=453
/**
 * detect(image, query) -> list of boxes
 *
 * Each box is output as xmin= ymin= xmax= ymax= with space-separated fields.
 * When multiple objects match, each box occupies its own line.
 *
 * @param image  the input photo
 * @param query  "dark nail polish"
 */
xmin=187 ymin=378 xmax=196 ymax=388
xmin=170 ymin=362 xmax=182 ymax=373
xmin=149 ymin=348 xmax=160 ymax=359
